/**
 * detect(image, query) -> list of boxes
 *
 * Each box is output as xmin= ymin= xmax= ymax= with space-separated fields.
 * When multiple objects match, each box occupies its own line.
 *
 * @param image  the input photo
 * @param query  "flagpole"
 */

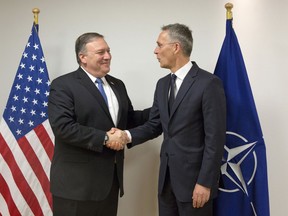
xmin=225 ymin=3 xmax=233 ymax=20
xmin=32 ymin=8 xmax=40 ymax=24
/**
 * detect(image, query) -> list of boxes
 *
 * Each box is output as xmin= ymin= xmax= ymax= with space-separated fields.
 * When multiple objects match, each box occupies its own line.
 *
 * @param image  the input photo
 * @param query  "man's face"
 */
xmin=154 ymin=31 xmax=176 ymax=70
xmin=80 ymin=38 xmax=112 ymax=77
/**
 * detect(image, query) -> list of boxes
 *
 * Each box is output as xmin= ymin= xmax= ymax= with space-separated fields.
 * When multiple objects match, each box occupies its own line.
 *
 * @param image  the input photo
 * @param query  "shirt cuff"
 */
xmin=125 ymin=130 xmax=132 ymax=143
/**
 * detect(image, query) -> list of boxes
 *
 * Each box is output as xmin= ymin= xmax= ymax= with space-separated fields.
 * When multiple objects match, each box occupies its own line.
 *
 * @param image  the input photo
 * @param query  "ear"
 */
xmin=79 ymin=53 xmax=87 ymax=64
xmin=174 ymin=42 xmax=181 ymax=54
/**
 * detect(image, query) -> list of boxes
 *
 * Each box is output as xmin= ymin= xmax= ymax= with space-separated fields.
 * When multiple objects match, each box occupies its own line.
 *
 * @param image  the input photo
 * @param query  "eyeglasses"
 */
xmin=156 ymin=42 xmax=178 ymax=49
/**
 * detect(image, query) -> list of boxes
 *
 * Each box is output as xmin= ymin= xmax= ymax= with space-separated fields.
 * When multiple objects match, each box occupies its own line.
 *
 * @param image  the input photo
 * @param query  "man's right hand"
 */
xmin=105 ymin=129 xmax=129 ymax=151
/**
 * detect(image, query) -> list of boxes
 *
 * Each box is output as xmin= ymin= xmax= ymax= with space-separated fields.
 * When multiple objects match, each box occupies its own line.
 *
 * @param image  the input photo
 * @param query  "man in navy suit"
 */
xmin=48 ymin=32 xmax=149 ymax=216
xmin=114 ymin=23 xmax=226 ymax=216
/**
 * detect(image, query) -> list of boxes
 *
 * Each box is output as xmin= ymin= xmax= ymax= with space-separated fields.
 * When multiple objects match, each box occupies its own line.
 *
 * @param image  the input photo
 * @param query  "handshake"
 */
xmin=105 ymin=128 xmax=131 ymax=151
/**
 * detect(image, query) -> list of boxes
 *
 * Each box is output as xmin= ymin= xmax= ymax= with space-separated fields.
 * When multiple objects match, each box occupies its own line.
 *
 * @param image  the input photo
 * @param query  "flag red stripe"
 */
xmin=0 ymin=134 xmax=43 ymax=216
xmin=18 ymin=136 xmax=52 ymax=209
xmin=34 ymin=124 xmax=54 ymax=161
xmin=0 ymin=174 xmax=21 ymax=216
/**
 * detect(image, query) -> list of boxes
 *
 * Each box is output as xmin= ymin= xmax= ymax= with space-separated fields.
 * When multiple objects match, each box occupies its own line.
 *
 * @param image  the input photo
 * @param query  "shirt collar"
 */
xmin=173 ymin=61 xmax=192 ymax=80
xmin=81 ymin=66 xmax=107 ymax=84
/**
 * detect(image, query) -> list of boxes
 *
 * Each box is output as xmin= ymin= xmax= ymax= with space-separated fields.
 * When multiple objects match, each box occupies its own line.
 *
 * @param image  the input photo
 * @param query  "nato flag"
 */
xmin=213 ymin=19 xmax=270 ymax=216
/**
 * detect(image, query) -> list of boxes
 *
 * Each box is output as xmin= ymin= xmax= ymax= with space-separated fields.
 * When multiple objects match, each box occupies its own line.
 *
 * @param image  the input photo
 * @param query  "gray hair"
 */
xmin=162 ymin=23 xmax=193 ymax=57
xmin=75 ymin=32 xmax=104 ymax=64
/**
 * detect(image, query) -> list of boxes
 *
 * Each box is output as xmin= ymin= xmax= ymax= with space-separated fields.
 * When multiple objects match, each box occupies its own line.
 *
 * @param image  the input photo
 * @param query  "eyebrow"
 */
xmin=94 ymin=48 xmax=110 ymax=53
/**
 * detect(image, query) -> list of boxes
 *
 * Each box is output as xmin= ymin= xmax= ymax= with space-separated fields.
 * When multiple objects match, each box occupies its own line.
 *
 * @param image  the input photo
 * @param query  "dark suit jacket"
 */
xmin=48 ymin=67 xmax=149 ymax=201
xmin=129 ymin=62 xmax=226 ymax=202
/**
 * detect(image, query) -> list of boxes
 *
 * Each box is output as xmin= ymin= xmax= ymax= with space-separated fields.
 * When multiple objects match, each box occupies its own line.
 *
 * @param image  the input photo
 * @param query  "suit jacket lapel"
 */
xmin=76 ymin=68 xmax=112 ymax=120
xmin=170 ymin=62 xmax=198 ymax=117
xmin=162 ymin=74 xmax=172 ymax=119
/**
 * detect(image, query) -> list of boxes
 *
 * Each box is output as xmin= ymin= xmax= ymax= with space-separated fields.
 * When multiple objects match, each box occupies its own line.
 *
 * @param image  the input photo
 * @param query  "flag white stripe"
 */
xmin=43 ymin=119 xmax=55 ymax=146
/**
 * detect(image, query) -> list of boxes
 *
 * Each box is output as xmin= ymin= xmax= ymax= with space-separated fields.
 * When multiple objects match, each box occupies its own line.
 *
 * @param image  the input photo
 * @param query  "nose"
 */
xmin=154 ymin=47 xmax=159 ymax=54
xmin=104 ymin=51 xmax=111 ymax=59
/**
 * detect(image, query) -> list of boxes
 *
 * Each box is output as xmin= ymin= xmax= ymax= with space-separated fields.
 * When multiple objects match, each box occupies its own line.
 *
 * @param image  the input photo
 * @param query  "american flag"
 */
xmin=0 ymin=23 xmax=54 ymax=216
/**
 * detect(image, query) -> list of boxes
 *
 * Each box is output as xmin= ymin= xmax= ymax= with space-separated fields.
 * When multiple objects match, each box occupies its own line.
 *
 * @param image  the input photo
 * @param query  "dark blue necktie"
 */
xmin=168 ymin=74 xmax=177 ymax=114
xmin=96 ymin=78 xmax=108 ymax=105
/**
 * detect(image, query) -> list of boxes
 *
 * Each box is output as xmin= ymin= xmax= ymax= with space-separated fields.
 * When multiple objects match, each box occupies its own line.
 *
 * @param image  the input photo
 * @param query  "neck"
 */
xmin=170 ymin=58 xmax=190 ymax=73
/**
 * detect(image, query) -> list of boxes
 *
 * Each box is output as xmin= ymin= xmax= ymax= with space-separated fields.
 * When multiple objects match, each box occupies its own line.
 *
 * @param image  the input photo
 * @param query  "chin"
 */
xmin=103 ymin=67 xmax=110 ymax=72
xmin=160 ymin=63 xmax=168 ymax=69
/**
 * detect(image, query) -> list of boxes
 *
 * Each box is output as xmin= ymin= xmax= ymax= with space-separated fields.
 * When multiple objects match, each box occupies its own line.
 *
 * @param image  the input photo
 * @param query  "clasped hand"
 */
xmin=105 ymin=128 xmax=130 ymax=151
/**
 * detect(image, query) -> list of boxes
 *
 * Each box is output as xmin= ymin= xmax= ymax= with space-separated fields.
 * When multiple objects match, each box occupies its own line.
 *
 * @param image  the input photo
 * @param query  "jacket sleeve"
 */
xmin=128 ymin=82 xmax=163 ymax=146
xmin=197 ymin=76 xmax=226 ymax=188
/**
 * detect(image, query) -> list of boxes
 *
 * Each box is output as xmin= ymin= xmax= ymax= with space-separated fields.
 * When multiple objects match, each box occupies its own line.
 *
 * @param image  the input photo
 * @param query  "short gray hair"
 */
xmin=162 ymin=23 xmax=193 ymax=57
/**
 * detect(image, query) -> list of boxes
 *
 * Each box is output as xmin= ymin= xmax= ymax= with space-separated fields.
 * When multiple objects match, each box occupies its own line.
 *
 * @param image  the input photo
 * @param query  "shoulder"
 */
xmin=188 ymin=63 xmax=223 ymax=93
xmin=105 ymin=74 xmax=126 ymax=88
xmin=198 ymin=69 xmax=221 ymax=83
xmin=49 ymin=71 xmax=83 ymax=95
xmin=157 ymin=73 xmax=171 ymax=85
xmin=51 ymin=70 xmax=79 ymax=83
xmin=192 ymin=62 xmax=222 ymax=83
xmin=105 ymin=74 xmax=123 ymax=83
xmin=50 ymin=68 xmax=85 ymax=86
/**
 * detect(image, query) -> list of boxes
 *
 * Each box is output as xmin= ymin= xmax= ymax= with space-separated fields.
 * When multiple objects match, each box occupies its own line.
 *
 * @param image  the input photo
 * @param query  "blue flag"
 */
xmin=213 ymin=19 xmax=270 ymax=216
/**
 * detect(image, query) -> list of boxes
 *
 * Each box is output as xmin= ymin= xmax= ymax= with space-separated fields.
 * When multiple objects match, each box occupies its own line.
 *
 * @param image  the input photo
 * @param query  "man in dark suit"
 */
xmin=116 ymin=23 xmax=226 ymax=216
xmin=48 ymin=32 xmax=149 ymax=216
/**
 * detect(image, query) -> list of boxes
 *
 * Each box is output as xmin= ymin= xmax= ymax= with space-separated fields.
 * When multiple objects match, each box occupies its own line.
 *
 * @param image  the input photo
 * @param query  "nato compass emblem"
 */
xmin=219 ymin=131 xmax=258 ymax=215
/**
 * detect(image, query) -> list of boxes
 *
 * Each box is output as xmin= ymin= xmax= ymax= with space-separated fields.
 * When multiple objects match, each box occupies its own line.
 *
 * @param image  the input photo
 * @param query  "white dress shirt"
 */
xmin=82 ymin=67 xmax=119 ymax=126
xmin=171 ymin=61 xmax=193 ymax=96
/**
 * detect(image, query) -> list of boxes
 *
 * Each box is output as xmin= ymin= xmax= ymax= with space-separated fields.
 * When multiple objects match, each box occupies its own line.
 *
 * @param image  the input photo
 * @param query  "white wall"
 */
xmin=1 ymin=0 xmax=287 ymax=215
